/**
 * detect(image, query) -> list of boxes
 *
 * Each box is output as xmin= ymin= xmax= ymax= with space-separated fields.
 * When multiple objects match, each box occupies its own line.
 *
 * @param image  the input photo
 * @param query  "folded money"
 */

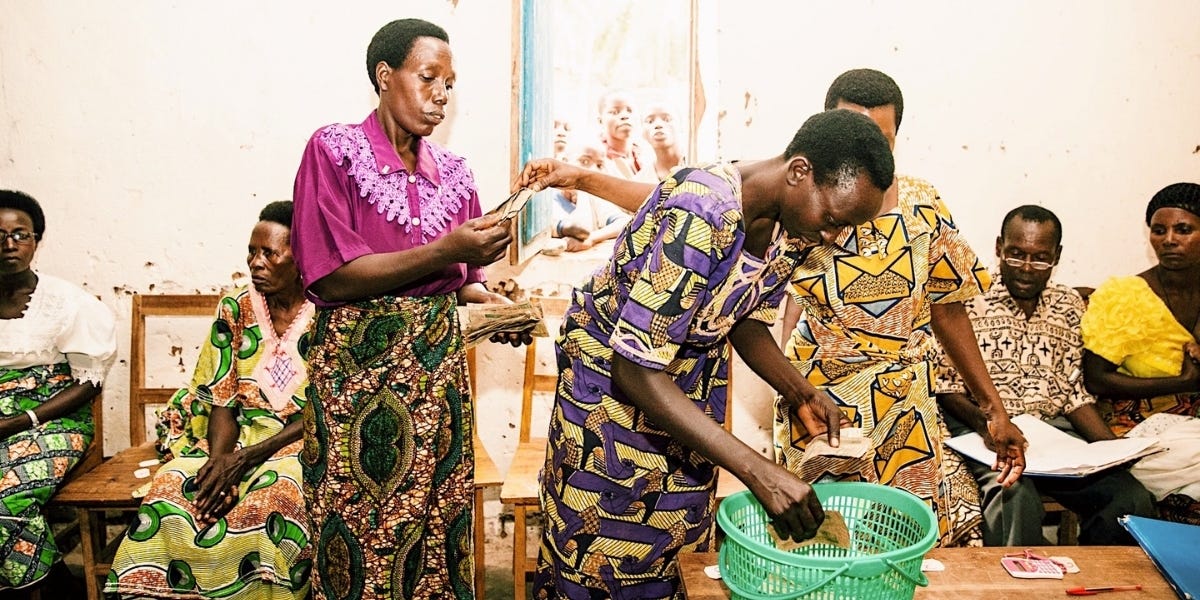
xmin=461 ymin=300 xmax=549 ymax=347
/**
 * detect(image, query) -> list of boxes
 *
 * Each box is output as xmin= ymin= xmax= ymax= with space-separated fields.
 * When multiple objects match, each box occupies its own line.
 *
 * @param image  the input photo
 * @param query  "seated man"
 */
xmin=936 ymin=205 xmax=1156 ymax=546
xmin=549 ymin=142 xmax=631 ymax=252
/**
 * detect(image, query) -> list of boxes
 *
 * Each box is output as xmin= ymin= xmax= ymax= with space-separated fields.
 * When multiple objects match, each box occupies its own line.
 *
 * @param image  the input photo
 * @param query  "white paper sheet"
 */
xmin=946 ymin=414 xmax=1161 ymax=477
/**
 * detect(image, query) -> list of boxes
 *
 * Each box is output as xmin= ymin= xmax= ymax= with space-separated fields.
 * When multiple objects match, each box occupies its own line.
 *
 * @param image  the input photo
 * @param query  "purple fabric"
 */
xmin=291 ymin=111 xmax=484 ymax=306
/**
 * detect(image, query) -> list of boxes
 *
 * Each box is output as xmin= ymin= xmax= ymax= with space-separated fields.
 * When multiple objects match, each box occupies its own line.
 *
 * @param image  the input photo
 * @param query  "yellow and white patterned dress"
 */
xmin=775 ymin=175 xmax=989 ymax=546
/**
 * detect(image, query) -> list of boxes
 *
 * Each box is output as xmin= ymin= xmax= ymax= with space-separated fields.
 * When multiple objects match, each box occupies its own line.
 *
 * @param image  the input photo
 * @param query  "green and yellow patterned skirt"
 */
xmin=0 ymin=363 xmax=93 ymax=590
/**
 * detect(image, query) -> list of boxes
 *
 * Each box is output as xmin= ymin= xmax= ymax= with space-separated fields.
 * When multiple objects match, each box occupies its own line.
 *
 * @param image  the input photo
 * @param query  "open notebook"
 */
xmin=1121 ymin=515 xmax=1199 ymax=599
xmin=946 ymin=414 xmax=1160 ymax=477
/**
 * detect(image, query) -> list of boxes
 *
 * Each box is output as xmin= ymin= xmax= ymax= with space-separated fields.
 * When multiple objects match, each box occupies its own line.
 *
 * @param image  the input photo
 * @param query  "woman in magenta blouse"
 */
xmin=290 ymin=18 xmax=515 ymax=600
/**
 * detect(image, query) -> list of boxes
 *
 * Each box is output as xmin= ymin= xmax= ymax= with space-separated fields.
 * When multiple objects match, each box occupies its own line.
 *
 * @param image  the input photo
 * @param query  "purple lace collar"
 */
xmin=318 ymin=112 xmax=473 ymax=243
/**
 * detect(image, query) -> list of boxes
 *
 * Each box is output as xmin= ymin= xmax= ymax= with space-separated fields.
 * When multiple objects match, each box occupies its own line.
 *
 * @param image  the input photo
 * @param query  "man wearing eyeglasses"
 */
xmin=934 ymin=205 xmax=1156 ymax=546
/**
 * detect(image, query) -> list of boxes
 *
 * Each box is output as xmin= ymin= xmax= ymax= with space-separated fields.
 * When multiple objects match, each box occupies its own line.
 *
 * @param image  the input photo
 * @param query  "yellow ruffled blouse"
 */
xmin=1081 ymin=275 xmax=1198 ymax=432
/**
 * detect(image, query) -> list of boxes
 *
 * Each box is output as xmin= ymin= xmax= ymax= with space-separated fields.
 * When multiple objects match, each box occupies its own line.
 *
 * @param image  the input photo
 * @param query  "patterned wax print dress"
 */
xmin=106 ymin=287 xmax=314 ymax=599
xmin=0 ymin=273 xmax=116 ymax=590
xmin=534 ymin=164 xmax=807 ymax=600
xmin=774 ymin=175 xmax=989 ymax=547
xmin=291 ymin=112 xmax=484 ymax=600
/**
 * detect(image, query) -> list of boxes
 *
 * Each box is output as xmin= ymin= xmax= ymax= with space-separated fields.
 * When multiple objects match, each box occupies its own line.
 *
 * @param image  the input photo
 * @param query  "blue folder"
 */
xmin=1120 ymin=515 xmax=1200 ymax=599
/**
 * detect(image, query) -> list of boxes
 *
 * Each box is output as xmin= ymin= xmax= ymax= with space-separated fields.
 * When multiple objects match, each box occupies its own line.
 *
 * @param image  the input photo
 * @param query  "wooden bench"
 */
xmin=499 ymin=296 xmax=569 ymax=600
xmin=48 ymin=293 xmax=218 ymax=600
xmin=467 ymin=346 xmax=503 ymax=599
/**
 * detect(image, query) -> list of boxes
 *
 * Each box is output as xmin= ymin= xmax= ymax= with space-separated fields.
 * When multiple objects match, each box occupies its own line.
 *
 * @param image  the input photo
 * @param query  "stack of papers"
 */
xmin=460 ymin=300 xmax=549 ymax=348
xmin=946 ymin=414 xmax=1161 ymax=477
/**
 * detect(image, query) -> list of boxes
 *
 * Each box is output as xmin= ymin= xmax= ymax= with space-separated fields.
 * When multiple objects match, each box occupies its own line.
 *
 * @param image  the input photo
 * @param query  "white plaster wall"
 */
xmin=714 ymin=0 xmax=1200 ymax=455
xmin=2 ymin=0 xmax=1199 ymax=516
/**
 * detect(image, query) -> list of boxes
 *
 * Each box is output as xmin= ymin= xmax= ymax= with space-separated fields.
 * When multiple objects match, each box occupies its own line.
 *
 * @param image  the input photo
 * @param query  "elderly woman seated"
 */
xmin=1082 ymin=182 xmax=1200 ymax=525
xmin=0 ymin=189 xmax=117 ymax=592
xmin=106 ymin=201 xmax=313 ymax=599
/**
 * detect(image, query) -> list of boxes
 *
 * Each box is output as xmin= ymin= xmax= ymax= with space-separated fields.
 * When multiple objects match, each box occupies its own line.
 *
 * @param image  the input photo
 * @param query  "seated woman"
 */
xmin=1082 ymin=182 xmax=1200 ymax=525
xmin=106 ymin=201 xmax=313 ymax=599
xmin=0 ymin=189 xmax=116 ymax=592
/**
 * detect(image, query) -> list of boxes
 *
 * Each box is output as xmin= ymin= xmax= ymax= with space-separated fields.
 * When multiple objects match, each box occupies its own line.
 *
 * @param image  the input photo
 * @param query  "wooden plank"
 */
xmin=474 ymin=435 xmax=502 ymax=489
xmin=130 ymin=294 xmax=220 ymax=446
xmin=129 ymin=295 xmax=148 ymax=448
xmin=137 ymin=294 xmax=220 ymax=316
xmin=680 ymin=546 xmax=1177 ymax=600
xmin=500 ymin=438 xmax=546 ymax=505
xmin=519 ymin=343 xmax=537 ymax=442
xmin=49 ymin=443 xmax=158 ymax=507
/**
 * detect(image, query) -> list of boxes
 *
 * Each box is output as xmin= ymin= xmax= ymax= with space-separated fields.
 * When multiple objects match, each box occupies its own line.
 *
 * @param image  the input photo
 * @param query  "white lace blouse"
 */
xmin=0 ymin=273 xmax=117 ymax=385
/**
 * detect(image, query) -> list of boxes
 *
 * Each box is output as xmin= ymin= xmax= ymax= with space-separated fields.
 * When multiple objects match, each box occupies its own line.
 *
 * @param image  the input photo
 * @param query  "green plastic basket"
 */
xmin=716 ymin=483 xmax=938 ymax=600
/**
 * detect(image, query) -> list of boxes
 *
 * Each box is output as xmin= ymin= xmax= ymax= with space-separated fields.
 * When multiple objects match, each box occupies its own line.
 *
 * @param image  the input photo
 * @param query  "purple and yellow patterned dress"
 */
xmin=534 ymin=164 xmax=807 ymax=600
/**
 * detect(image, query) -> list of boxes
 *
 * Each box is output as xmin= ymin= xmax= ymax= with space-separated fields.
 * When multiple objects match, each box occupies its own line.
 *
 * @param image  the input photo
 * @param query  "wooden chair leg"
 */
xmin=78 ymin=509 xmax=103 ymax=600
xmin=474 ymin=487 xmax=486 ymax=599
xmin=512 ymin=506 xmax=527 ymax=600
xmin=1058 ymin=508 xmax=1079 ymax=545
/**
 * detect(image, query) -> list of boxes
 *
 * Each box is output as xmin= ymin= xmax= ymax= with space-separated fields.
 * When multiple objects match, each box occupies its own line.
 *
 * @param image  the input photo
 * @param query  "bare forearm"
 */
xmin=239 ymin=420 xmax=304 ymax=467
xmin=1 ymin=382 xmax=101 ymax=439
xmin=206 ymin=405 xmax=241 ymax=457
xmin=938 ymin=391 xmax=988 ymax=434
xmin=1082 ymin=351 xmax=1196 ymax=399
xmin=26 ymin=382 xmax=99 ymax=426
xmin=576 ymin=170 xmax=655 ymax=213
xmin=1065 ymin=404 xmax=1117 ymax=442
xmin=728 ymin=319 xmax=813 ymax=406
xmin=611 ymin=355 xmax=770 ymax=485
xmin=310 ymin=242 xmax=453 ymax=303
xmin=931 ymin=302 xmax=1007 ymax=419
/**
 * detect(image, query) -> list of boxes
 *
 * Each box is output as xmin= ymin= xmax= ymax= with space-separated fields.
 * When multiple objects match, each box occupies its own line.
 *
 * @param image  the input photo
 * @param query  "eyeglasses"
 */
xmin=1002 ymin=256 xmax=1056 ymax=271
xmin=0 ymin=231 xmax=38 ymax=245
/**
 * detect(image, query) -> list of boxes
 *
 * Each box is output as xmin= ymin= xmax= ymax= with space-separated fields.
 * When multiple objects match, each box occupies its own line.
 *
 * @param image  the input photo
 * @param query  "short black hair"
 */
xmin=1000 ymin=205 xmax=1062 ymax=246
xmin=1145 ymin=182 xmax=1200 ymax=225
xmin=824 ymin=69 xmax=905 ymax=131
xmin=596 ymin=89 xmax=635 ymax=116
xmin=0 ymin=189 xmax=46 ymax=239
xmin=783 ymin=109 xmax=894 ymax=191
xmin=366 ymin=18 xmax=450 ymax=94
xmin=258 ymin=201 xmax=293 ymax=229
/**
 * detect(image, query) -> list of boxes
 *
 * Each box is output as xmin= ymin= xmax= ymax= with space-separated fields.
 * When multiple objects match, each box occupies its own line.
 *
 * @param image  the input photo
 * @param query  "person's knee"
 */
xmin=1001 ymin=478 xmax=1044 ymax=508
xmin=1117 ymin=484 xmax=1157 ymax=518
xmin=977 ymin=473 xmax=1043 ymax=514
xmin=1101 ymin=473 xmax=1157 ymax=517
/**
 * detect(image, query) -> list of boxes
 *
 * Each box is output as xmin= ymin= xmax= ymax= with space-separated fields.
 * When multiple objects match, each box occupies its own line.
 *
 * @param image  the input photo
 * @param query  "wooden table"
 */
xmin=680 ymin=546 xmax=1176 ymax=599
xmin=49 ymin=442 xmax=159 ymax=600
